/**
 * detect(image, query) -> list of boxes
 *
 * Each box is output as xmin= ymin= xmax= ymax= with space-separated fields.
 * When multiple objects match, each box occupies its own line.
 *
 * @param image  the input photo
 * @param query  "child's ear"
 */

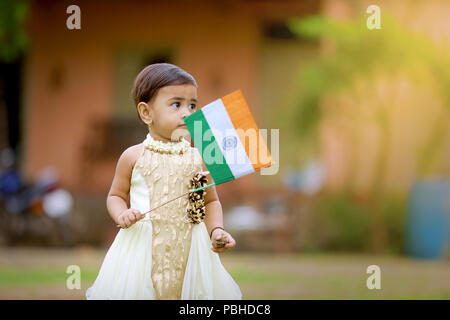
xmin=137 ymin=102 xmax=153 ymax=126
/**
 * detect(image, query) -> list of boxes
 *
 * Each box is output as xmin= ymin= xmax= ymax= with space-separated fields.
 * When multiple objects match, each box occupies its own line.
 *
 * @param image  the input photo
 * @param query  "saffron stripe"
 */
xmin=221 ymin=90 xmax=273 ymax=171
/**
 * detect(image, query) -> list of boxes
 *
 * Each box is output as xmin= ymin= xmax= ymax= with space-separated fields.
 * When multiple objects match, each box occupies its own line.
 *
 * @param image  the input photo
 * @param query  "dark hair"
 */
xmin=131 ymin=63 xmax=197 ymax=115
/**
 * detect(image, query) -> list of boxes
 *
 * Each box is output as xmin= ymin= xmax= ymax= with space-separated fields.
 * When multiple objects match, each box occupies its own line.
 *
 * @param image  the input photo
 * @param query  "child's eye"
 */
xmin=171 ymin=102 xmax=180 ymax=108
xmin=189 ymin=104 xmax=196 ymax=110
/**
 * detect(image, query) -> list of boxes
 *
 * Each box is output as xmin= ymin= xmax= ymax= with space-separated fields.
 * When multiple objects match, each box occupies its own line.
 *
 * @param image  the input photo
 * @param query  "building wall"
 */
xmin=23 ymin=0 xmax=319 ymax=202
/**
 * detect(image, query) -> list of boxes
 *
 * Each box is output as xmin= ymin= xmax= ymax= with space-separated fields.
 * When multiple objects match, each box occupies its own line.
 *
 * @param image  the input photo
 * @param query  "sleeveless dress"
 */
xmin=86 ymin=134 xmax=242 ymax=300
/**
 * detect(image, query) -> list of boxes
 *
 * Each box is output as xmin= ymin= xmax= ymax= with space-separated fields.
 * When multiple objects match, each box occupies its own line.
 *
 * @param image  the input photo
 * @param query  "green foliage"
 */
xmin=380 ymin=193 xmax=407 ymax=255
xmin=0 ymin=0 xmax=30 ymax=62
xmin=312 ymin=192 xmax=407 ymax=253
xmin=319 ymin=193 xmax=371 ymax=251
xmin=286 ymin=14 xmax=450 ymax=142
xmin=282 ymin=14 xmax=450 ymax=253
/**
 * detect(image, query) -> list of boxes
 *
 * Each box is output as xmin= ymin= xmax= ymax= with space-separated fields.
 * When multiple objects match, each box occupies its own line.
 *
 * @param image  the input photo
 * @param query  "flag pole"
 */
xmin=140 ymin=182 xmax=216 ymax=216
xmin=116 ymin=173 xmax=216 ymax=228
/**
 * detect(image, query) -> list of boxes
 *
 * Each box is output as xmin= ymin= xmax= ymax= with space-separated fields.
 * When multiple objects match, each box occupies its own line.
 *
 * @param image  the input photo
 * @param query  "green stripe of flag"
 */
xmin=184 ymin=109 xmax=235 ymax=185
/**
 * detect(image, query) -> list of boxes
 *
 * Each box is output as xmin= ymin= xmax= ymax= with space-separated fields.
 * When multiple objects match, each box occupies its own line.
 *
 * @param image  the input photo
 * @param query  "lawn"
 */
xmin=0 ymin=247 xmax=449 ymax=299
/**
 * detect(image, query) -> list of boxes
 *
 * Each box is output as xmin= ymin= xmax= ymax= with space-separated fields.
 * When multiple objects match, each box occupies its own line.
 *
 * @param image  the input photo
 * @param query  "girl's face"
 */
xmin=139 ymin=84 xmax=198 ymax=142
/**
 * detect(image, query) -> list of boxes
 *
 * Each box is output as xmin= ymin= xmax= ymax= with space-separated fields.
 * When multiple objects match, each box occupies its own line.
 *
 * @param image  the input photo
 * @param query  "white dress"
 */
xmin=86 ymin=137 xmax=242 ymax=300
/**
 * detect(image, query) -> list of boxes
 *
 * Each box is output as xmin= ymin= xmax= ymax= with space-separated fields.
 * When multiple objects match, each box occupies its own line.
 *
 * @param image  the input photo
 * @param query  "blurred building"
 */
xmin=2 ymin=0 xmax=450 ymax=250
xmin=16 ymin=0 xmax=450 ymax=200
xmin=20 ymin=0 xmax=319 ymax=202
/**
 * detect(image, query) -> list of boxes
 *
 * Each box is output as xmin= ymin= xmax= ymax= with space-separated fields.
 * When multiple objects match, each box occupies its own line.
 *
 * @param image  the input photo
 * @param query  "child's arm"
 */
xmin=107 ymin=144 xmax=144 ymax=228
xmin=202 ymin=162 xmax=236 ymax=253
xmin=203 ymin=177 xmax=223 ymax=238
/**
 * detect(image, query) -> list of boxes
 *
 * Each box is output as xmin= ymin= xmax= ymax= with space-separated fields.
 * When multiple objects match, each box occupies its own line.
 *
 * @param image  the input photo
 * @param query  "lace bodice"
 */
xmin=129 ymin=137 xmax=204 ymax=299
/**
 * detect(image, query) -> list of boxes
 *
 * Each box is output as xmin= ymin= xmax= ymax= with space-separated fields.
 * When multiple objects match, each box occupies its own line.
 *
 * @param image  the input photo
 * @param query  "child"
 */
xmin=86 ymin=63 xmax=242 ymax=300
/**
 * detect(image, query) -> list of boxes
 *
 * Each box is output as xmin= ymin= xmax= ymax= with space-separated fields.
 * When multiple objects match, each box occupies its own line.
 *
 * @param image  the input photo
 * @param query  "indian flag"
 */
xmin=184 ymin=90 xmax=274 ymax=188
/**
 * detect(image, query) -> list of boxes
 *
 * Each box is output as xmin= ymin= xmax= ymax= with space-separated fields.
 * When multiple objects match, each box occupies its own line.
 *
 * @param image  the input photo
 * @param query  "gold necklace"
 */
xmin=143 ymin=133 xmax=190 ymax=154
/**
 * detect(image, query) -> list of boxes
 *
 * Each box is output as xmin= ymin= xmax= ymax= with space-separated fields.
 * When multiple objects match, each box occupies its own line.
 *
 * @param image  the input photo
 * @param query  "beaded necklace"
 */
xmin=143 ymin=133 xmax=190 ymax=155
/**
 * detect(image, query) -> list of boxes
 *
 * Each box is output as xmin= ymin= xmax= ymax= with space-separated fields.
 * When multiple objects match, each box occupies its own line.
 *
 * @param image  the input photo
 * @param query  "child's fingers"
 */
xmin=213 ymin=230 xmax=226 ymax=241
xmin=211 ymin=231 xmax=236 ymax=252
xmin=211 ymin=247 xmax=223 ymax=253
xmin=225 ymin=237 xmax=236 ymax=248
xmin=119 ymin=222 xmax=127 ymax=229
xmin=133 ymin=210 xmax=144 ymax=220
xmin=128 ymin=212 xmax=137 ymax=223
xmin=117 ymin=216 xmax=126 ymax=228
xmin=123 ymin=216 xmax=131 ymax=227
xmin=226 ymin=234 xmax=234 ymax=243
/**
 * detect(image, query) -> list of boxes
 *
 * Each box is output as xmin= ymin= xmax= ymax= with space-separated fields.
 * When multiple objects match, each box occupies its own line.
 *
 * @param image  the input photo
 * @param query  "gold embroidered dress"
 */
xmin=86 ymin=133 xmax=242 ymax=300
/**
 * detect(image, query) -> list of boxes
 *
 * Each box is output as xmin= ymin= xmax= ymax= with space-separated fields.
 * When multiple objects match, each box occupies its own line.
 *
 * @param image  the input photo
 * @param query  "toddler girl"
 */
xmin=86 ymin=63 xmax=242 ymax=300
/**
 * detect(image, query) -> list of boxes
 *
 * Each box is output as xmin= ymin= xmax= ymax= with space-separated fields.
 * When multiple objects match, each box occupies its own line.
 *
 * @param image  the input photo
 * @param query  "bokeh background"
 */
xmin=0 ymin=0 xmax=449 ymax=299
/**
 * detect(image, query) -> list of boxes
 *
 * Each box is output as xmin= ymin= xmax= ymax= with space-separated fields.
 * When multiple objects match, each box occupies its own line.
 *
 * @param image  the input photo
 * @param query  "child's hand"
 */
xmin=117 ymin=208 xmax=144 ymax=228
xmin=210 ymin=229 xmax=236 ymax=253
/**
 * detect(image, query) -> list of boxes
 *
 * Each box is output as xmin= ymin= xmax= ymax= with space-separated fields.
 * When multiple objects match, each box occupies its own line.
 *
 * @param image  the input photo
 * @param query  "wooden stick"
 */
xmin=116 ymin=178 xmax=216 ymax=228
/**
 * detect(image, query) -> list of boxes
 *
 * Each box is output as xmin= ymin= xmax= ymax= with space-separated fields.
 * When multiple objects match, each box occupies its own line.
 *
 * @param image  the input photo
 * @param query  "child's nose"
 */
xmin=181 ymin=109 xmax=190 ymax=118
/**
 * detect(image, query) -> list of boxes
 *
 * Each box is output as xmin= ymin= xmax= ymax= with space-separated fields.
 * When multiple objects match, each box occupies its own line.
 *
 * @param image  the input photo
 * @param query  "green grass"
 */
xmin=231 ymin=268 xmax=298 ymax=285
xmin=0 ymin=249 xmax=449 ymax=299
xmin=0 ymin=267 xmax=98 ymax=288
